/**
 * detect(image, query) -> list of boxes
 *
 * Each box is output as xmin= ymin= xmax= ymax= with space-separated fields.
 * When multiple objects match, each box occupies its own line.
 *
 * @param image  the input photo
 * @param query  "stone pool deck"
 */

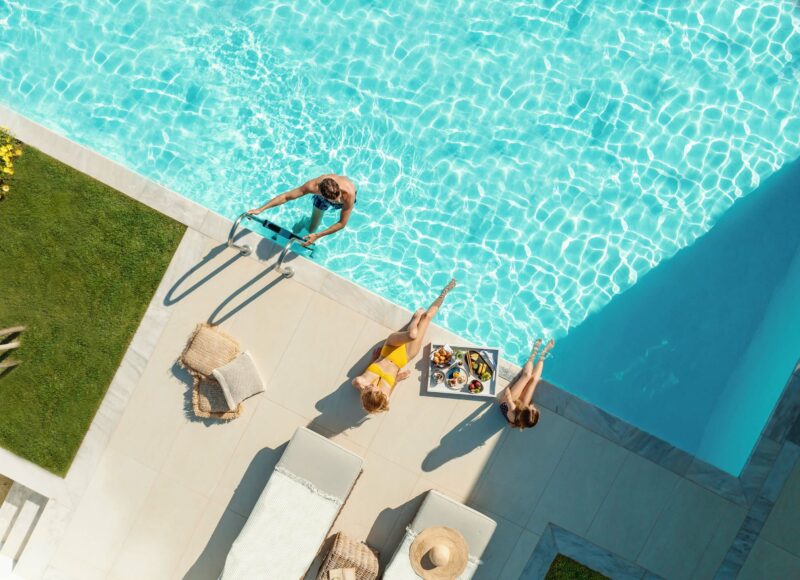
xmin=1 ymin=104 xmax=799 ymax=580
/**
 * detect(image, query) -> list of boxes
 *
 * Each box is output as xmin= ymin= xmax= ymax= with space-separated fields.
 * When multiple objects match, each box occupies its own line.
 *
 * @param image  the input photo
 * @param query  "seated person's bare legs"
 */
xmin=501 ymin=338 xmax=542 ymax=405
xmin=519 ymin=338 xmax=554 ymax=407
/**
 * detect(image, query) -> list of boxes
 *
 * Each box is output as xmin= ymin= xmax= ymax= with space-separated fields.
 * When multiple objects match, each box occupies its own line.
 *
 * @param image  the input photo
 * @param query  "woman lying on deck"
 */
xmin=352 ymin=279 xmax=457 ymax=414
xmin=498 ymin=338 xmax=555 ymax=429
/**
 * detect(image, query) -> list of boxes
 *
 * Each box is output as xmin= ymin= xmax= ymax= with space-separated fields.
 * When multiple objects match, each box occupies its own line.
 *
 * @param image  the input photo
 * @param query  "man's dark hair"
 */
xmin=319 ymin=177 xmax=341 ymax=200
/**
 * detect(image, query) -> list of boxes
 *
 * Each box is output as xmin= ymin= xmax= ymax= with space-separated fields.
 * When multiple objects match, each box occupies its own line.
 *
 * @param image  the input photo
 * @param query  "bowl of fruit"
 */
xmin=468 ymin=379 xmax=483 ymax=394
xmin=447 ymin=367 xmax=467 ymax=390
xmin=431 ymin=345 xmax=453 ymax=368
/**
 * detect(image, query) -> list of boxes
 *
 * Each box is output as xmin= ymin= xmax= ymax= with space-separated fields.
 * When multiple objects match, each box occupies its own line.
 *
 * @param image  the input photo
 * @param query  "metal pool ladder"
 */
xmin=227 ymin=212 xmax=312 ymax=279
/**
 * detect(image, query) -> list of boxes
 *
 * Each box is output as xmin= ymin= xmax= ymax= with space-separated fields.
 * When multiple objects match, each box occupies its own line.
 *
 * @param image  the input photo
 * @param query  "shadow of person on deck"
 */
xmin=422 ymin=401 xmax=506 ymax=472
xmin=312 ymin=340 xmax=386 ymax=438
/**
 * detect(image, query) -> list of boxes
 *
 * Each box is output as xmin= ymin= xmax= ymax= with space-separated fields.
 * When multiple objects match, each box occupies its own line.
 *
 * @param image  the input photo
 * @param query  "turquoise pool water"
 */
xmin=1 ymin=0 xmax=799 ymax=473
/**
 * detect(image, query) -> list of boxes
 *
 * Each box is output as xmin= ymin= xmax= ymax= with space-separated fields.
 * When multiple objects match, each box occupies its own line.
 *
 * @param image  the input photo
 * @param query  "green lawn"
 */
xmin=0 ymin=143 xmax=185 ymax=476
xmin=546 ymin=554 xmax=609 ymax=580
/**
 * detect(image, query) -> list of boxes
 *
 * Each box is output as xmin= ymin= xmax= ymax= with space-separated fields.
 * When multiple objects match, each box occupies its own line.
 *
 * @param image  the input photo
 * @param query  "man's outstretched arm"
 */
xmin=248 ymin=177 xmax=319 ymax=214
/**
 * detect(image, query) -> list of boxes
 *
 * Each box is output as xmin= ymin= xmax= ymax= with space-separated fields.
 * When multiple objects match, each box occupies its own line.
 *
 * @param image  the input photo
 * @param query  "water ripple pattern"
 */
xmin=1 ymin=0 xmax=799 ymax=364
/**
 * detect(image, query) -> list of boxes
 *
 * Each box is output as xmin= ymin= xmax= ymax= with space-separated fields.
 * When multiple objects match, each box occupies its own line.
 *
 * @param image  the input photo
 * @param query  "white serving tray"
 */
xmin=426 ymin=344 xmax=501 ymax=400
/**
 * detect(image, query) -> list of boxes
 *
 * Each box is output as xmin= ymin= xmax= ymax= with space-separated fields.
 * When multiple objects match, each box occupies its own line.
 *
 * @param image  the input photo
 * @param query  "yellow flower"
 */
xmin=1 ymin=185 xmax=9 ymax=193
xmin=15 ymin=149 xmax=22 ymax=156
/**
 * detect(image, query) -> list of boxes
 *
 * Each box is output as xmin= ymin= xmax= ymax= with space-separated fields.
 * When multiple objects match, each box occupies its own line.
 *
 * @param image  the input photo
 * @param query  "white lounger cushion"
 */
xmin=221 ymin=427 xmax=362 ymax=580
xmin=383 ymin=490 xmax=497 ymax=580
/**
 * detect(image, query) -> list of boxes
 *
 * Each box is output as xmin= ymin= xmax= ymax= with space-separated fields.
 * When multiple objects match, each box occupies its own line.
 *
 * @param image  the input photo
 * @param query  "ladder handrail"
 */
xmin=226 ymin=212 xmax=313 ymax=279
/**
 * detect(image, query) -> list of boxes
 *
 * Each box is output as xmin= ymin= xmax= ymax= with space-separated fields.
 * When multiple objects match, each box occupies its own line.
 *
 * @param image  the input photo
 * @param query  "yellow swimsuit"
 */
xmin=365 ymin=343 xmax=409 ymax=388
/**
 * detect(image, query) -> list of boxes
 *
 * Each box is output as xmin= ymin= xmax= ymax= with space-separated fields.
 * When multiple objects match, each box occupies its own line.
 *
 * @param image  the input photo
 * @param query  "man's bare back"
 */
xmin=248 ymin=174 xmax=357 ymax=246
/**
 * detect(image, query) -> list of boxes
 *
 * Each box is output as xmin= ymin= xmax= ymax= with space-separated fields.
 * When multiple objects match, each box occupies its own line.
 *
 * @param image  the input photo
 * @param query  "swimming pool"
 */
xmin=2 ymin=0 xmax=798 ymax=473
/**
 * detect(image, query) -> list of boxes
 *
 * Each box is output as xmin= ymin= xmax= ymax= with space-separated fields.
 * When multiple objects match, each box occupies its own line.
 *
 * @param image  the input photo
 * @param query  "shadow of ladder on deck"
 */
xmin=0 ymin=326 xmax=25 ymax=374
xmin=0 ymin=482 xmax=48 ymax=576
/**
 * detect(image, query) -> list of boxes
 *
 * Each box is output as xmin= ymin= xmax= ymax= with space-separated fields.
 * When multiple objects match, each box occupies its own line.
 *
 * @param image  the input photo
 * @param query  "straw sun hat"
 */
xmin=409 ymin=526 xmax=469 ymax=579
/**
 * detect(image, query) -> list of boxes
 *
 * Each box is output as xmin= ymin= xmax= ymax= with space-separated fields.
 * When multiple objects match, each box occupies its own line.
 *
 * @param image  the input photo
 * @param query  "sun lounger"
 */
xmin=220 ymin=427 xmax=363 ymax=580
xmin=383 ymin=490 xmax=497 ymax=579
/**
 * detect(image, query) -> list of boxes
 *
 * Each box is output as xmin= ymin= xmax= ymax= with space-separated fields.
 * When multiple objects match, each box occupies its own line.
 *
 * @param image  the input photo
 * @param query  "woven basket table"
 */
xmin=316 ymin=532 xmax=379 ymax=580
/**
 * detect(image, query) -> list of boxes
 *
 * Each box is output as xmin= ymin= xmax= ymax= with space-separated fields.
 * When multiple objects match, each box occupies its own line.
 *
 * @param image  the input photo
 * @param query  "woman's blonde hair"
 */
xmin=361 ymin=388 xmax=390 ymax=414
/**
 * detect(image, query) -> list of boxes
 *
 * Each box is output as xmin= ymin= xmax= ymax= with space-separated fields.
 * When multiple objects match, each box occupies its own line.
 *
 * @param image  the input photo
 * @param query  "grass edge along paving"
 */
xmin=0 ymin=140 xmax=185 ymax=476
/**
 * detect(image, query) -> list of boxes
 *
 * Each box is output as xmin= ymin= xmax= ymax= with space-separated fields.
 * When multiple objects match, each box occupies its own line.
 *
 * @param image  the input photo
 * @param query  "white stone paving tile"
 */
xmin=176 ymin=498 xmax=247 ymax=580
xmin=109 ymin=472 xmax=207 ymax=580
xmin=760 ymin=459 xmax=800 ymax=557
xmin=468 ymin=408 xmax=577 ymax=527
xmin=331 ymin=452 xmax=420 ymax=554
xmin=368 ymin=376 xmax=459 ymax=475
xmin=738 ymin=538 xmax=800 ymax=580
xmin=586 ymin=452 xmax=680 ymax=561
xmin=637 ymin=479 xmax=745 ymax=580
xmin=421 ymin=399 xmax=507 ymax=499
xmin=49 ymin=449 xmax=157 ymax=577
xmin=209 ymin=399 xmax=307 ymax=518
xmin=527 ymin=427 xmax=628 ymax=536
xmin=690 ymin=501 xmax=747 ymax=580
xmin=474 ymin=512 xmax=524 ymax=580
xmin=267 ymin=293 xmax=369 ymax=419
xmin=499 ymin=529 xmax=542 ymax=580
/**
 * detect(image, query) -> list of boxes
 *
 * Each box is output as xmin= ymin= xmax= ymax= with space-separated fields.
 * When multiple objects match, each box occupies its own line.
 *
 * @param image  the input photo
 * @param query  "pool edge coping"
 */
xmin=2 ymin=103 xmax=799 ymax=579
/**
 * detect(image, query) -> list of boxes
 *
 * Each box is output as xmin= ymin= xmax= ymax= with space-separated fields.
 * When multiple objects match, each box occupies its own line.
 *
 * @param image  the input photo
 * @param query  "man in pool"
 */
xmin=247 ymin=174 xmax=356 ymax=247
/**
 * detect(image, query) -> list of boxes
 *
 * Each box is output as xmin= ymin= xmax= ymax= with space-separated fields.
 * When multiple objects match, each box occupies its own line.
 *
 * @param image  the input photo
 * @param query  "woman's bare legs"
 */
xmin=383 ymin=308 xmax=426 ymax=347
xmin=539 ymin=338 xmax=555 ymax=361
xmin=406 ymin=279 xmax=457 ymax=359
xmin=504 ymin=339 xmax=542 ymax=402
xmin=520 ymin=339 xmax=554 ymax=406
xmin=354 ymin=279 xmax=456 ymax=388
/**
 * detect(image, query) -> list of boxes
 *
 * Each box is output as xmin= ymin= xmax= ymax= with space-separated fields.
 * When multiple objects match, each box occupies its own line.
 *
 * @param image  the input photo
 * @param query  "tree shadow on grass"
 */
xmin=0 ymin=327 xmax=24 ymax=379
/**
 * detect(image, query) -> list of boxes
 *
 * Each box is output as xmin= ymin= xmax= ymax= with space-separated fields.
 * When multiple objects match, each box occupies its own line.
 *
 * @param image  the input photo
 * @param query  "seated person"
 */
xmin=498 ymin=338 xmax=555 ymax=429
xmin=353 ymin=279 xmax=456 ymax=413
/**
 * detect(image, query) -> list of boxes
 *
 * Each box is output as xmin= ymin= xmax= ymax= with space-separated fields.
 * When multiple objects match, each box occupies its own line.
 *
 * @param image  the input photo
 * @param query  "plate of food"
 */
xmin=446 ymin=367 xmax=468 ymax=390
xmin=431 ymin=345 xmax=454 ymax=368
xmin=432 ymin=370 xmax=446 ymax=386
xmin=466 ymin=350 xmax=494 ymax=383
